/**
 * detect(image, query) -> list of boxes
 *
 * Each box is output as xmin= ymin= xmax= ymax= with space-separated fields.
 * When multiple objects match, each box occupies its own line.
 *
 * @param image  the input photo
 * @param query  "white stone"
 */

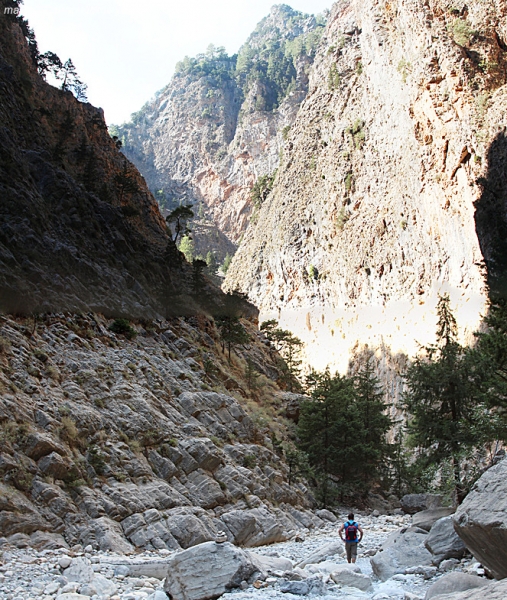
xmin=163 ymin=541 xmax=257 ymax=600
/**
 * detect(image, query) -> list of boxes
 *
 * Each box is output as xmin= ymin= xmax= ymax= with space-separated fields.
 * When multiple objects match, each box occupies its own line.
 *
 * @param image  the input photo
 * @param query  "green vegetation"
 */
xmin=328 ymin=64 xmax=340 ymax=91
xmin=297 ymin=362 xmax=391 ymax=505
xmin=347 ymin=119 xmax=366 ymax=150
xmin=220 ymin=253 xmax=233 ymax=275
xmin=114 ymin=161 xmax=140 ymax=203
xmin=178 ymin=235 xmax=195 ymax=262
xmin=116 ymin=7 xmax=327 ymax=140
xmin=397 ymin=59 xmax=411 ymax=83
xmin=308 ymin=264 xmax=319 ymax=280
xmin=260 ymin=320 xmax=304 ymax=392
xmin=216 ymin=316 xmax=250 ymax=363
xmin=166 ymin=205 xmax=194 ymax=244
xmin=251 ymin=171 xmax=277 ymax=210
xmin=448 ymin=19 xmax=477 ymax=47
xmin=108 ymin=319 xmax=137 ymax=340
xmin=402 ymin=295 xmax=507 ymax=503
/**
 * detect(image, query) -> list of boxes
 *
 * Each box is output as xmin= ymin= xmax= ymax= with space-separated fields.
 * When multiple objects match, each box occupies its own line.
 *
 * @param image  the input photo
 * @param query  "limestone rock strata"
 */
xmin=225 ymin=0 xmax=507 ymax=371
xmin=0 ymin=313 xmax=319 ymax=552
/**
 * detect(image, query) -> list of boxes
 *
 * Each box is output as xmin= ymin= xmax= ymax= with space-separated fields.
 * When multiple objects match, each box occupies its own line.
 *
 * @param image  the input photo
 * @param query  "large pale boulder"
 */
xmin=247 ymin=552 xmax=293 ymax=576
xmin=163 ymin=541 xmax=257 ymax=600
xmin=430 ymin=579 xmax=507 ymax=600
xmin=424 ymin=516 xmax=467 ymax=564
xmin=453 ymin=458 xmax=507 ymax=580
xmin=330 ymin=567 xmax=373 ymax=591
xmin=296 ymin=541 xmax=343 ymax=567
xmin=413 ymin=507 xmax=455 ymax=531
xmin=425 ymin=572 xmax=490 ymax=599
xmin=370 ymin=530 xmax=432 ymax=581
xmin=62 ymin=557 xmax=94 ymax=583
xmin=401 ymin=494 xmax=443 ymax=514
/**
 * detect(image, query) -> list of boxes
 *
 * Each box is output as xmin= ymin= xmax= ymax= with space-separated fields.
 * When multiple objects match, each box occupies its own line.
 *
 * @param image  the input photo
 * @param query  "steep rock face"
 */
xmin=225 ymin=0 xmax=507 ymax=371
xmin=0 ymin=9 xmax=244 ymax=318
xmin=117 ymin=5 xmax=326 ymax=256
xmin=0 ymin=313 xmax=319 ymax=552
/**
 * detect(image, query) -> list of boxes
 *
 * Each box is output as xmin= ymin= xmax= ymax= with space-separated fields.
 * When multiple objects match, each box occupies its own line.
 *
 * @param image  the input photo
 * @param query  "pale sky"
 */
xmin=22 ymin=0 xmax=332 ymax=126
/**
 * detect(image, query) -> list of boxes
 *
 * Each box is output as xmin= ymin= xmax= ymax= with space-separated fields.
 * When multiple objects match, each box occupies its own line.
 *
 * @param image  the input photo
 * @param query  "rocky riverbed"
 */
xmin=0 ymin=511 xmax=489 ymax=600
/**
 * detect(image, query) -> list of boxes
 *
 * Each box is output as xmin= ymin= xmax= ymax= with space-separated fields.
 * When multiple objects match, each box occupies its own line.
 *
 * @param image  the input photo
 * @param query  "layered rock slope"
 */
xmin=225 ymin=0 xmax=507 ymax=371
xmin=116 ymin=5 xmax=326 ymax=257
xmin=0 ymin=6 xmax=321 ymax=554
xmin=0 ymin=312 xmax=320 ymax=552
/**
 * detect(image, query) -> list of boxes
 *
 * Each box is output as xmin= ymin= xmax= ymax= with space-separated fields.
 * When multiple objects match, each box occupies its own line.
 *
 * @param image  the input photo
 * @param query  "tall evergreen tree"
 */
xmin=353 ymin=359 xmax=392 ymax=488
xmin=297 ymin=366 xmax=391 ymax=505
xmin=402 ymin=294 xmax=496 ymax=503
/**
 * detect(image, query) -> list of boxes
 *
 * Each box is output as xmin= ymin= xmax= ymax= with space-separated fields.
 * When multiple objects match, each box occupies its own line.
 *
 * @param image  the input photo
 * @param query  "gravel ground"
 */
xmin=0 ymin=511 xmax=482 ymax=600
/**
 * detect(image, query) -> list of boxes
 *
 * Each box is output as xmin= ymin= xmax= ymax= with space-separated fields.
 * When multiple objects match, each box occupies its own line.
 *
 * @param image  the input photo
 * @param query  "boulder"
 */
xmin=247 ymin=552 xmax=293 ymax=576
xmin=280 ymin=581 xmax=309 ymax=595
xmin=164 ymin=511 xmax=214 ymax=549
xmin=424 ymin=516 xmax=467 ymax=564
xmin=179 ymin=438 xmax=223 ymax=472
xmin=163 ymin=541 xmax=257 ymax=600
xmin=87 ymin=517 xmax=134 ymax=553
xmin=305 ymin=560 xmax=347 ymax=575
xmin=453 ymin=458 xmax=507 ymax=580
xmin=401 ymin=494 xmax=443 ymax=514
xmin=316 ymin=509 xmax=337 ymax=523
xmin=425 ymin=572 xmax=490 ymax=599
xmin=296 ymin=541 xmax=343 ymax=567
xmin=63 ymin=557 xmax=94 ymax=583
xmin=280 ymin=578 xmax=325 ymax=596
xmin=370 ymin=530 xmax=433 ymax=581
xmin=330 ymin=568 xmax=373 ymax=591
xmin=24 ymin=433 xmax=66 ymax=460
xmin=430 ymin=579 xmax=507 ymax=600
xmin=100 ymin=557 xmax=171 ymax=579
xmin=413 ymin=508 xmax=455 ymax=531
xmin=244 ymin=506 xmax=287 ymax=546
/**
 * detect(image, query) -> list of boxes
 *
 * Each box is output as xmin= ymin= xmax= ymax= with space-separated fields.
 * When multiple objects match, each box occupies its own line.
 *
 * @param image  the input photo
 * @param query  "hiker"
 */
xmin=339 ymin=512 xmax=363 ymax=563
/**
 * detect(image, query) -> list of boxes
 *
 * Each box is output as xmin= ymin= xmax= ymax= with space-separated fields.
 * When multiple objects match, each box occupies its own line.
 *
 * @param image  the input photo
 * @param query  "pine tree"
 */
xmin=166 ymin=205 xmax=194 ymax=244
xmin=216 ymin=316 xmax=250 ymax=363
xmin=353 ymin=359 xmax=392 ymax=490
xmin=402 ymin=294 xmax=495 ymax=503
xmin=297 ymin=371 xmax=357 ymax=505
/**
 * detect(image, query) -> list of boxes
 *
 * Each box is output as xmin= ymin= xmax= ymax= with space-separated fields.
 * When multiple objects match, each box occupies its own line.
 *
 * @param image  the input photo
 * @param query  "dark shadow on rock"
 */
xmin=474 ymin=129 xmax=507 ymax=298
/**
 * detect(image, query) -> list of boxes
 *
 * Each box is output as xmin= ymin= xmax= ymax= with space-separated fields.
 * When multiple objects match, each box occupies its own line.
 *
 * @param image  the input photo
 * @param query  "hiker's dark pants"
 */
xmin=346 ymin=541 xmax=358 ymax=561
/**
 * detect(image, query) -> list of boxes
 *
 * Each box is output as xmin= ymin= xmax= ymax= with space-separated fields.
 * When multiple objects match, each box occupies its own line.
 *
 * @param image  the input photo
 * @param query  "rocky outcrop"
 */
xmin=370 ymin=529 xmax=433 ymax=581
xmin=424 ymin=516 xmax=467 ymax=565
xmin=225 ymin=0 xmax=507 ymax=372
xmin=425 ymin=572 xmax=490 ymax=600
xmin=0 ymin=312 xmax=317 ymax=552
xmin=429 ymin=580 xmax=507 ymax=600
xmin=401 ymin=494 xmax=443 ymax=515
xmin=0 ymin=8 xmax=246 ymax=318
xmin=116 ymin=6 xmax=326 ymax=257
xmin=453 ymin=457 xmax=507 ymax=580
xmin=413 ymin=508 xmax=456 ymax=532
